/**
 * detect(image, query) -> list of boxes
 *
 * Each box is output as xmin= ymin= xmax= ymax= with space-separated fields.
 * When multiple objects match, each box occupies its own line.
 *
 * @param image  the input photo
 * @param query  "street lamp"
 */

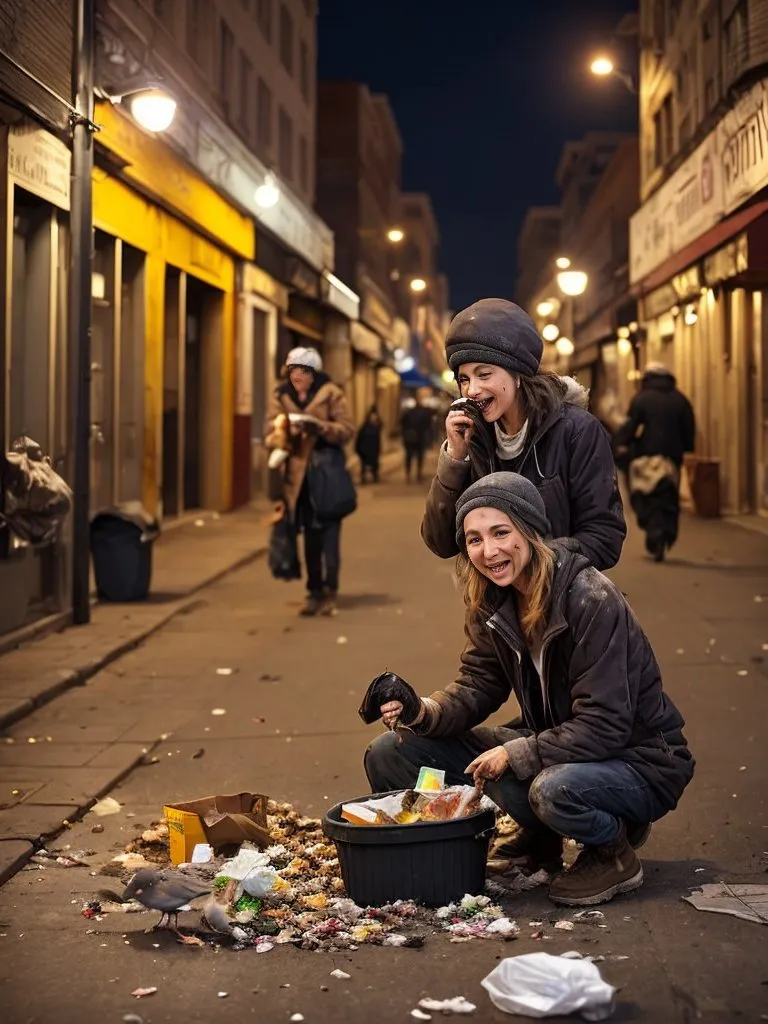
xmin=536 ymin=298 xmax=558 ymax=318
xmin=589 ymin=55 xmax=636 ymax=94
xmin=387 ymin=228 xmax=405 ymax=244
xmin=542 ymin=323 xmax=560 ymax=342
xmin=555 ymin=256 xmax=571 ymax=270
xmin=555 ymin=337 xmax=575 ymax=357
xmin=124 ymin=87 xmax=177 ymax=132
xmin=254 ymin=173 xmax=280 ymax=209
xmin=556 ymin=269 xmax=588 ymax=296
xmin=410 ymin=277 xmax=427 ymax=293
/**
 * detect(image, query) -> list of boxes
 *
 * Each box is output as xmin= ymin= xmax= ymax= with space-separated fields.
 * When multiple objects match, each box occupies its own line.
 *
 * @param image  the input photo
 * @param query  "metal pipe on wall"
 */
xmin=69 ymin=0 xmax=95 ymax=624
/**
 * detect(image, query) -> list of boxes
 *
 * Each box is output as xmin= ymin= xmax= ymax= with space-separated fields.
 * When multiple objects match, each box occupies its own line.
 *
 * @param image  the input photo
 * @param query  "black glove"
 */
xmin=358 ymin=670 xmax=422 ymax=726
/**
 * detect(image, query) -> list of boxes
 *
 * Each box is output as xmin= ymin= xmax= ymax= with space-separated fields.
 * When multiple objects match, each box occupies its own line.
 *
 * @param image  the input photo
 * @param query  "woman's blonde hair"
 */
xmin=457 ymin=516 xmax=556 ymax=642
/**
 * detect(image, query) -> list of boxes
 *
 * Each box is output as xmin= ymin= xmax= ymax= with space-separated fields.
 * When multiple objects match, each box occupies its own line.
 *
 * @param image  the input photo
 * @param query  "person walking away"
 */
xmin=613 ymin=363 xmax=695 ymax=562
xmin=422 ymin=298 xmax=626 ymax=570
xmin=366 ymin=472 xmax=694 ymax=906
xmin=401 ymin=393 xmax=434 ymax=483
xmin=265 ymin=347 xmax=354 ymax=616
xmin=355 ymin=407 xmax=382 ymax=484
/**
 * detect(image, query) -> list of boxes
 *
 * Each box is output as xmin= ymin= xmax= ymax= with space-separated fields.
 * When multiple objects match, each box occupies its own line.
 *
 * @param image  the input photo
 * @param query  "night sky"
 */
xmin=318 ymin=0 xmax=638 ymax=313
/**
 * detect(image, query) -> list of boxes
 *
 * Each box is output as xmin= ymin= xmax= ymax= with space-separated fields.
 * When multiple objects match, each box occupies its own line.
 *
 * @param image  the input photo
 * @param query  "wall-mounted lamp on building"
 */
xmin=684 ymin=304 xmax=698 ymax=326
xmin=108 ymin=86 xmax=177 ymax=133
xmin=410 ymin=277 xmax=427 ymax=293
xmin=555 ymin=336 xmax=575 ymax=357
xmin=628 ymin=320 xmax=639 ymax=332
xmin=617 ymin=337 xmax=633 ymax=357
xmin=542 ymin=322 xmax=560 ymax=342
xmin=555 ymin=256 xmax=571 ymax=270
xmin=556 ymin=269 xmax=588 ymax=297
xmin=617 ymin=326 xmax=631 ymax=339
xmin=387 ymin=228 xmax=405 ymax=244
xmin=254 ymin=173 xmax=280 ymax=209
xmin=536 ymin=298 xmax=559 ymax=318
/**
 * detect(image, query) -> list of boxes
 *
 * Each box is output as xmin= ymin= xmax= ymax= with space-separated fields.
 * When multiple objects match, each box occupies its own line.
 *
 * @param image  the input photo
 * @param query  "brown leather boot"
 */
xmin=490 ymin=826 xmax=563 ymax=872
xmin=548 ymin=822 xmax=643 ymax=906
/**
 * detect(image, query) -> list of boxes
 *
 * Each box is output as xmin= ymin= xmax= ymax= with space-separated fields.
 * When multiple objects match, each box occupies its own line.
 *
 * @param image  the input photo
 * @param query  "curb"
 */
xmin=0 ymin=739 xmax=161 ymax=887
xmin=0 ymin=545 xmax=267 ymax=732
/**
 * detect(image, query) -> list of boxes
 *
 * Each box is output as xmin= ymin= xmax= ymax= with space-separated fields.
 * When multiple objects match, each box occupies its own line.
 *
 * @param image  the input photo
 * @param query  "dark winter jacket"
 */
xmin=401 ymin=405 xmax=434 ymax=450
xmin=616 ymin=371 xmax=695 ymax=466
xmin=355 ymin=418 xmax=382 ymax=464
xmin=413 ymin=544 xmax=694 ymax=812
xmin=421 ymin=379 xmax=626 ymax=570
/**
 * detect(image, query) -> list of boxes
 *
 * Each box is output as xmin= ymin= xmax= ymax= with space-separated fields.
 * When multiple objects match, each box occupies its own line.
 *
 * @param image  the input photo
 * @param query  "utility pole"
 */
xmin=69 ymin=0 xmax=95 ymax=624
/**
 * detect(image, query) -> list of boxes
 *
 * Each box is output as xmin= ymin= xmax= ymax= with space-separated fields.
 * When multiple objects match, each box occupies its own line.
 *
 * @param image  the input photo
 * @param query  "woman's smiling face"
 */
xmin=463 ymin=507 xmax=531 ymax=590
xmin=455 ymin=363 xmax=519 ymax=424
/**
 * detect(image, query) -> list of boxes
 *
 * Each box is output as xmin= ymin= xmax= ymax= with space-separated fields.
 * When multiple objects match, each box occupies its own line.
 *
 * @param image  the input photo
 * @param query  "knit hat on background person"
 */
xmin=643 ymin=361 xmax=674 ymax=377
xmin=286 ymin=346 xmax=323 ymax=372
xmin=455 ymin=471 xmax=551 ymax=548
xmin=445 ymin=298 xmax=544 ymax=377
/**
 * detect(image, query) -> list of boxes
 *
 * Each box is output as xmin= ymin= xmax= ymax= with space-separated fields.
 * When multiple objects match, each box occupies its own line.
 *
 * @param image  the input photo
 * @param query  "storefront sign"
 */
xmin=8 ymin=124 xmax=71 ymax=210
xmin=350 ymin=322 xmax=382 ymax=362
xmin=629 ymin=137 xmax=722 ymax=285
xmin=719 ymin=80 xmax=768 ymax=213
xmin=241 ymin=264 xmax=289 ymax=310
xmin=631 ymin=76 xmax=768 ymax=287
xmin=641 ymin=282 xmax=678 ymax=320
xmin=703 ymin=233 xmax=749 ymax=286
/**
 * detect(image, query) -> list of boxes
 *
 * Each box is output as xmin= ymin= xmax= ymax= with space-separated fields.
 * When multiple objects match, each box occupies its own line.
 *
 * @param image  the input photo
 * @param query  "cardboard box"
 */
xmin=163 ymin=792 xmax=270 ymax=866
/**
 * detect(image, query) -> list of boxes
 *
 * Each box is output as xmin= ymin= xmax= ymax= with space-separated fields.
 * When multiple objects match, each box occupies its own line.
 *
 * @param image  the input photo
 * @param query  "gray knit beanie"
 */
xmin=445 ymin=298 xmax=543 ymax=377
xmin=455 ymin=472 xmax=550 ymax=548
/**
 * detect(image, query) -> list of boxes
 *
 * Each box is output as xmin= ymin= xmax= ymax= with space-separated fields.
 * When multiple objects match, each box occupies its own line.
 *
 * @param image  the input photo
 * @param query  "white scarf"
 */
xmin=494 ymin=419 xmax=529 ymax=461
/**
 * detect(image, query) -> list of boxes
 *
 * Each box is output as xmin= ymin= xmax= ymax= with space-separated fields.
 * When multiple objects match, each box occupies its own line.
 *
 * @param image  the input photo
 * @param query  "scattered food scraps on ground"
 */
xmin=91 ymin=796 xmax=121 ymax=817
xmin=419 ymin=996 xmax=476 ymax=1014
xmin=131 ymin=987 xmax=157 ymax=999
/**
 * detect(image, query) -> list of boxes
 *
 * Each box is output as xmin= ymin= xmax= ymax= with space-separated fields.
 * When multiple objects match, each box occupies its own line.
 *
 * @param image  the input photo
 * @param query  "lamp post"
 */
xmin=589 ymin=55 xmax=637 ymax=94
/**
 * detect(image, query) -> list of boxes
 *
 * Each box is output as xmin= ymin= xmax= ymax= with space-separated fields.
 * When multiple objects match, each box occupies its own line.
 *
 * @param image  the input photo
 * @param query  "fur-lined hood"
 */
xmin=561 ymin=375 xmax=590 ymax=410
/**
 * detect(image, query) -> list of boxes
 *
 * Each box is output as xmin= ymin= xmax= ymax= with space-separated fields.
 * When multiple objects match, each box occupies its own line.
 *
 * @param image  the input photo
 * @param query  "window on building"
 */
xmin=280 ymin=4 xmax=293 ymax=73
xmin=239 ymin=52 xmax=253 ymax=139
xmin=257 ymin=78 xmax=272 ymax=150
xmin=652 ymin=0 xmax=666 ymax=49
xmin=300 ymin=40 xmax=310 ymax=102
xmin=187 ymin=0 xmax=204 ymax=64
xmin=257 ymin=0 xmax=272 ymax=42
xmin=653 ymin=108 xmax=663 ymax=169
xmin=724 ymin=0 xmax=749 ymax=82
xmin=299 ymin=135 xmax=308 ymax=192
xmin=662 ymin=93 xmax=674 ymax=161
xmin=154 ymin=0 xmax=172 ymax=23
xmin=220 ymin=20 xmax=235 ymax=109
xmin=279 ymin=107 xmax=293 ymax=179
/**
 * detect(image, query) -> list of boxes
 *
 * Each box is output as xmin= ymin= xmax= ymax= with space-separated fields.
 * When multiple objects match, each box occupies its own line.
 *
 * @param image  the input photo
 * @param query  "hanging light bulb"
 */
xmin=555 ymin=337 xmax=575 ymax=356
xmin=542 ymin=323 xmax=560 ymax=342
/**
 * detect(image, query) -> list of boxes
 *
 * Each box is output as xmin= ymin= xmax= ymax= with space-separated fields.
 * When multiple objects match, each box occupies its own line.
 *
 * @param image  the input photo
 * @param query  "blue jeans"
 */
xmin=365 ymin=730 xmax=667 ymax=846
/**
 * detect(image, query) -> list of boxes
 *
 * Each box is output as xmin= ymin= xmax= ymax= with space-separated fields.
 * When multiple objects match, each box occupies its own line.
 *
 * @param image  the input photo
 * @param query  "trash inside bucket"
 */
xmin=323 ymin=791 xmax=496 ymax=907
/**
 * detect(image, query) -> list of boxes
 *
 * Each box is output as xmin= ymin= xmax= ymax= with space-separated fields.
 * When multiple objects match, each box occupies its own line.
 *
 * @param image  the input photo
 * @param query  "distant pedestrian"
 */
xmin=614 ymin=363 xmax=695 ymax=562
xmin=265 ymin=347 xmax=355 ymax=617
xmin=355 ymin=406 xmax=382 ymax=484
xmin=400 ymin=393 xmax=434 ymax=482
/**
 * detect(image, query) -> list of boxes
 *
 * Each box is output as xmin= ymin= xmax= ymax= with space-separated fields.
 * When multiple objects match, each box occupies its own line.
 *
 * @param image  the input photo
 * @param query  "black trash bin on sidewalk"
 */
xmin=90 ymin=502 xmax=161 ymax=602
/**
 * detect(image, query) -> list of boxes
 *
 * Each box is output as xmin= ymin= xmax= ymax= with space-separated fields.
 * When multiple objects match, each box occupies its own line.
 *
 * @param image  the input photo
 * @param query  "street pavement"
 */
xmin=0 ymin=462 xmax=767 ymax=1023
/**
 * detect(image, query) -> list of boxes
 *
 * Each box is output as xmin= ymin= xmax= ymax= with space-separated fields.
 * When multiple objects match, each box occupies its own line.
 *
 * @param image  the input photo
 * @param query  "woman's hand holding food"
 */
xmin=445 ymin=408 xmax=474 ymax=461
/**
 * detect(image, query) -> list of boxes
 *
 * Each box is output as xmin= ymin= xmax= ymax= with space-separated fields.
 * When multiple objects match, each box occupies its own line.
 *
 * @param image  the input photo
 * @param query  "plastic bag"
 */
xmin=218 ymin=847 xmax=278 ymax=900
xmin=482 ymin=953 xmax=617 ymax=1020
xmin=1 ymin=436 xmax=72 ymax=545
xmin=268 ymin=507 xmax=301 ymax=581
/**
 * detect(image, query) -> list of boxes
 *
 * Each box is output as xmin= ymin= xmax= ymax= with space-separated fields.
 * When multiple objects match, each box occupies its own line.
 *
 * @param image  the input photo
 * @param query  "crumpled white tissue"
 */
xmin=482 ymin=952 xmax=616 ymax=1020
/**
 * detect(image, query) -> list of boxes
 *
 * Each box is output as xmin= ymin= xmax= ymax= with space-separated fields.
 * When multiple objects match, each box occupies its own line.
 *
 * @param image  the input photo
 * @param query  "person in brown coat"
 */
xmin=365 ymin=472 xmax=694 ymax=906
xmin=265 ymin=347 xmax=354 ymax=616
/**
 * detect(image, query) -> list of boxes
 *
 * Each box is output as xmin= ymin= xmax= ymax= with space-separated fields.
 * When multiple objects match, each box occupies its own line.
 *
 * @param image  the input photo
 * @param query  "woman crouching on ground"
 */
xmin=365 ymin=472 xmax=694 ymax=906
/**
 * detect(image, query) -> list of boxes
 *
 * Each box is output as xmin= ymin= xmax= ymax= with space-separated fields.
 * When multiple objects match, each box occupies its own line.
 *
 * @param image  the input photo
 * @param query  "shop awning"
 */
xmin=633 ymin=200 xmax=768 ymax=296
xmin=399 ymin=366 xmax=434 ymax=388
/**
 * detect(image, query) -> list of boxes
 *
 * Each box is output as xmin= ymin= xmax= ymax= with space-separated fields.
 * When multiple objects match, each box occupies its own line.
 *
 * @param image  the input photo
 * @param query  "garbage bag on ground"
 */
xmin=482 ymin=952 xmax=617 ymax=1020
xmin=217 ymin=847 xmax=278 ymax=899
xmin=1 ymin=436 xmax=72 ymax=545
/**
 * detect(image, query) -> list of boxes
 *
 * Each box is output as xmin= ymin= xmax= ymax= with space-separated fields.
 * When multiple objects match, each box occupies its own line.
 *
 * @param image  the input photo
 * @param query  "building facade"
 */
xmin=631 ymin=0 xmax=768 ymax=516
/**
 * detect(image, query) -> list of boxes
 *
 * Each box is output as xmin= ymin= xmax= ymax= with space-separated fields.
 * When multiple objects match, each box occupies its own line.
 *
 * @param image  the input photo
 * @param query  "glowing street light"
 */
xmin=556 ymin=269 xmax=589 ymax=296
xmin=555 ymin=337 xmax=575 ymax=357
xmin=536 ymin=299 xmax=558 ymax=318
xmin=555 ymin=256 xmax=571 ymax=270
xmin=542 ymin=323 xmax=560 ymax=342
xmin=387 ymin=228 xmax=405 ymax=244
xmin=590 ymin=56 xmax=614 ymax=77
xmin=254 ymin=173 xmax=280 ymax=209
xmin=617 ymin=337 xmax=633 ymax=357
xmin=410 ymin=277 xmax=427 ymax=293
xmin=125 ymin=88 xmax=177 ymax=132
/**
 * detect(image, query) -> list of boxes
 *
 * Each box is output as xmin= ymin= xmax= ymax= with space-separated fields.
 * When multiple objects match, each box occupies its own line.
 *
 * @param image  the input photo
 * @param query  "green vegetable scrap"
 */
xmin=234 ymin=894 xmax=263 ymax=914
xmin=213 ymin=876 xmax=231 ymax=891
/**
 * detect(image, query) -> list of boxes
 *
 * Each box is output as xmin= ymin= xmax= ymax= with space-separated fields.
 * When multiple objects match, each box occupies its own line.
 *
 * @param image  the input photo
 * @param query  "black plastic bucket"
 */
xmin=323 ymin=791 xmax=496 ymax=908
